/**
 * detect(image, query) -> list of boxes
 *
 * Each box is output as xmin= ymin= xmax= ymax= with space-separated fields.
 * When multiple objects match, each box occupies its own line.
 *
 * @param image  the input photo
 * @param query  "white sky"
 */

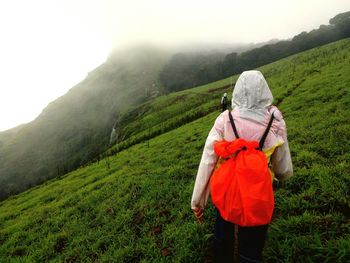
xmin=0 ymin=0 xmax=349 ymax=131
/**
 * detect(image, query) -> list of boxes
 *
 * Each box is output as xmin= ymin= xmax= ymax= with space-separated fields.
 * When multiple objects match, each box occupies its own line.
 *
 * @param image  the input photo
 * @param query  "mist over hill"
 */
xmin=159 ymin=11 xmax=350 ymax=93
xmin=0 ymin=46 xmax=170 ymax=200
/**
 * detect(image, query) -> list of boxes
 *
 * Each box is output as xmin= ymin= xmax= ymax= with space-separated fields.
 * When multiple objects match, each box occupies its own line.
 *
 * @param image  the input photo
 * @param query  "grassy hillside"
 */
xmin=106 ymin=77 xmax=233 ymax=157
xmin=0 ymin=39 xmax=349 ymax=262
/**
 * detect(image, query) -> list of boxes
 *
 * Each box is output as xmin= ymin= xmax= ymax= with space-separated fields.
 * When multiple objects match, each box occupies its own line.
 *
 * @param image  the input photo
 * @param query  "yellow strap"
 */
xmin=263 ymin=140 xmax=284 ymax=180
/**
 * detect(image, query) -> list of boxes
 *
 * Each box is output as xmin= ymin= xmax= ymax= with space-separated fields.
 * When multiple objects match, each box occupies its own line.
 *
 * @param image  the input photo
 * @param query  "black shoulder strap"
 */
xmin=228 ymin=111 xmax=239 ymax=139
xmin=259 ymin=113 xmax=274 ymax=150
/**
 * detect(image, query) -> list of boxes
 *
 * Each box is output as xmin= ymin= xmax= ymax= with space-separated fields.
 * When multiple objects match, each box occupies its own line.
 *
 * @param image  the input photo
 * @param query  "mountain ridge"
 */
xmin=0 ymin=46 xmax=171 ymax=200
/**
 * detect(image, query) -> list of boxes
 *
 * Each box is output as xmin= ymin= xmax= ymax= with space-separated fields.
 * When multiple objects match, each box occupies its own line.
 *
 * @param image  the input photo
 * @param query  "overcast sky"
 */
xmin=0 ymin=0 xmax=349 ymax=131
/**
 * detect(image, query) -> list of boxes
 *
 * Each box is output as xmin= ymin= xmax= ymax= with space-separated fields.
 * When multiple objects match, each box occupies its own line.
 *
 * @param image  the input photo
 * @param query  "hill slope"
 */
xmin=0 ymin=39 xmax=349 ymax=262
xmin=0 ymin=46 xmax=170 ymax=200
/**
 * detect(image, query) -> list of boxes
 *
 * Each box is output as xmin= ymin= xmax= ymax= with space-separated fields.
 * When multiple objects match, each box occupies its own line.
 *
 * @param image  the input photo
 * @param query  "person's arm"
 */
xmin=268 ymin=106 xmax=293 ymax=183
xmin=191 ymin=113 xmax=224 ymax=212
xmin=270 ymin=115 xmax=293 ymax=183
xmin=271 ymin=139 xmax=293 ymax=183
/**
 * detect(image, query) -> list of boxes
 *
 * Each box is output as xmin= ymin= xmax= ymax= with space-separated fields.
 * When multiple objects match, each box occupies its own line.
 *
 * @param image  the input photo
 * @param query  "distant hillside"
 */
xmin=157 ymin=39 xmax=279 ymax=94
xmin=0 ymin=46 xmax=170 ymax=200
xmin=159 ymin=11 xmax=350 ymax=92
xmin=0 ymin=39 xmax=348 ymax=261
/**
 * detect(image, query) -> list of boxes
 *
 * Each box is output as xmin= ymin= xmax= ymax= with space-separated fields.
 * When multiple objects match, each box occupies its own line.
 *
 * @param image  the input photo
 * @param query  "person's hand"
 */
xmin=193 ymin=207 xmax=204 ymax=224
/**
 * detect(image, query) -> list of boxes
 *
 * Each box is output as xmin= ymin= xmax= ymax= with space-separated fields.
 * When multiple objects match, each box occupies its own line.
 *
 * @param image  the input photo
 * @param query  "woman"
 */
xmin=191 ymin=70 xmax=293 ymax=262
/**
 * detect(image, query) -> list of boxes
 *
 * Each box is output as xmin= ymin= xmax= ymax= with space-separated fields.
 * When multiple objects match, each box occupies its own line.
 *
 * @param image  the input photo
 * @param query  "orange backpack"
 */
xmin=210 ymin=111 xmax=275 ymax=226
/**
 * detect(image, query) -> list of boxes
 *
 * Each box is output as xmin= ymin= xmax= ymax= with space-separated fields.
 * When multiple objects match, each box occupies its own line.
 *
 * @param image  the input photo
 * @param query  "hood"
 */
xmin=232 ymin=70 xmax=273 ymax=122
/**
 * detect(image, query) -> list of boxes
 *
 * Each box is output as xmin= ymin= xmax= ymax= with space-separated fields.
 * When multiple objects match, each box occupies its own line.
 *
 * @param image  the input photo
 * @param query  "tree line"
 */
xmin=159 ymin=11 xmax=350 ymax=93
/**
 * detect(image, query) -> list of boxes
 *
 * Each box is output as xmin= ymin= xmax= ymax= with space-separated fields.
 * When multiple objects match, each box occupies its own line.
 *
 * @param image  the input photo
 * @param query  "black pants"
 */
xmin=214 ymin=209 xmax=268 ymax=263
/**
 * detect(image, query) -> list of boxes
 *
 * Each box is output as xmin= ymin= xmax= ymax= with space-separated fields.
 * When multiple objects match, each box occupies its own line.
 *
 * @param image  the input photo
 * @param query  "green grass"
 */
xmin=0 ymin=39 xmax=349 ymax=262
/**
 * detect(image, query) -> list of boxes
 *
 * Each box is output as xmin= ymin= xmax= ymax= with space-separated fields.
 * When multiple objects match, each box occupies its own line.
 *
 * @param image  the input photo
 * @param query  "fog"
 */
xmin=0 ymin=0 xmax=349 ymax=131
xmin=55 ymin=0 xmax=350 ymax=47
